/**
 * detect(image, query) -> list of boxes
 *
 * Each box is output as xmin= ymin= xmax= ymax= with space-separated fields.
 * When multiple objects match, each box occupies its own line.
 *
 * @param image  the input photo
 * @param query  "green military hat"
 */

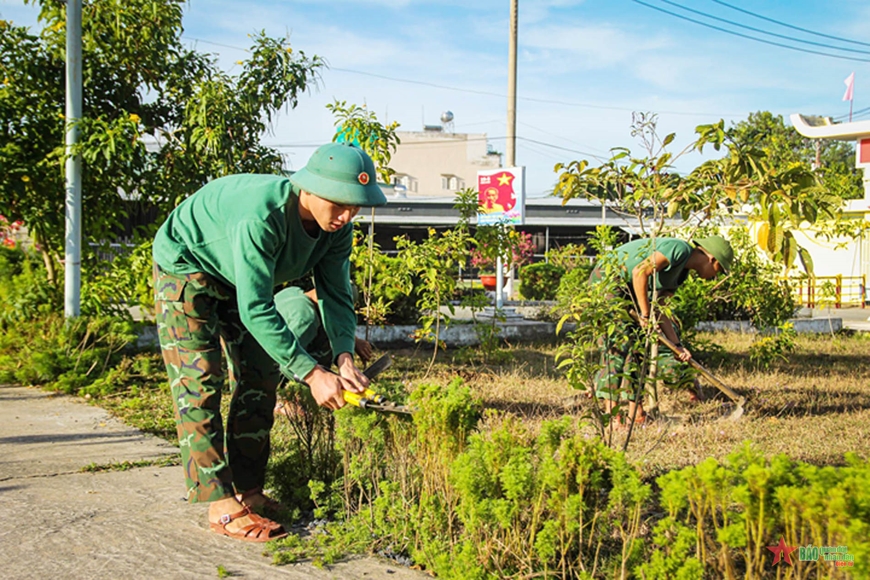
xmin=289 ymin=142 xmax=387 ymax=207
xmin=695 ymin=235 xmax=734 ymax=274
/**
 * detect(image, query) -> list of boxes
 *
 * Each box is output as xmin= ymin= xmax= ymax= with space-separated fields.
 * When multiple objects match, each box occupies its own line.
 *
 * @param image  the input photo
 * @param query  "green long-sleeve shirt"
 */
xmin=152 ymin=174 xmax=356 ymax=381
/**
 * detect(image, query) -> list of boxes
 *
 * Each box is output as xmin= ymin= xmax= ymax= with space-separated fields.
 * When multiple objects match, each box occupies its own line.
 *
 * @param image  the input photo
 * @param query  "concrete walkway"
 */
xmin=0 ymin=385 xmax=427 ymax=580
xmin=808 ymin=306 xmax=870 ymax=332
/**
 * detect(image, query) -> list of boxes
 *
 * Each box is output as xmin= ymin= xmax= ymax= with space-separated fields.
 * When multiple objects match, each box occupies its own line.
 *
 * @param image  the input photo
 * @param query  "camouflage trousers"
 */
xmin=593 ymin=306 xmax=692 ymax=402
xmin=154 ymin=266 xmax=322 ymax=503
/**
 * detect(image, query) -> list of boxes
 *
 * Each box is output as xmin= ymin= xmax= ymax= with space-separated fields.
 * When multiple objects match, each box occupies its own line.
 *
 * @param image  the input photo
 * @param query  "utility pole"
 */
xmin=65 ymin=0 xmax=83 ymax=317
xmin=496 ymin=0 xmax=518 ymax=310
xmin=506 ymin=0 xmax=518 ymax=169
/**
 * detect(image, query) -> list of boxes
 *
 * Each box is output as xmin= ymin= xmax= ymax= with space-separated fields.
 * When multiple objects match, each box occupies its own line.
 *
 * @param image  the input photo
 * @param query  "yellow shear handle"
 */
xmin=343 ymin=389 xmax=384 ymax=408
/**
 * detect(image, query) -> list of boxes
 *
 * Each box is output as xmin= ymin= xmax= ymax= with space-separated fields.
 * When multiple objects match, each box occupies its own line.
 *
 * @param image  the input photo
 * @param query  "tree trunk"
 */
xmin=42 ymin=247 xmax=56 ymax=285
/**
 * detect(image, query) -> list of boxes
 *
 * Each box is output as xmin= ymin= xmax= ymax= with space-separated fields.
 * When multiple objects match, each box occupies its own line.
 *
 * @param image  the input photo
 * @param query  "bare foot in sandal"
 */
xmin=603 ymin=400 xmax=647 ymax=428
xmin=208 ymin=496 xmax=287 ymax=542
xmin=236 ymin=488 xmax=285 ymax=514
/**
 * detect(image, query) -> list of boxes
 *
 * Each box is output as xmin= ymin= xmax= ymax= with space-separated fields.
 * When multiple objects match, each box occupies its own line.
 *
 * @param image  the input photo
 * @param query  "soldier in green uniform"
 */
xmin=592 ymin=235 xmax=734 ymax=425
xmin=152 ymin=142 xmax=386 ymax=541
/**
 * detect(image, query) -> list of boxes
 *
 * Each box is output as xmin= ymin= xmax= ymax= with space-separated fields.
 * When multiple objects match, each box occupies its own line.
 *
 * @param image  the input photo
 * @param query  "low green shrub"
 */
xmin=271 ymin=379 xmax=652 ymax=578
xmin=671 ymin=226 xmax=796 ymax=335
xmin=652 ymin=444 xmax=870 ymax=579
xmin=519 ymin=261 xmax=565 ymax=301
xmin=81 ymin=238 xmax=155 ymax=318
xmin=545 ymin=242 xmax=588 ymax=271
xmin=0 ymin=238 xmax=157 ymax=326
xmin=0 ymin=248 xmax=62 ymax=328
xmin=351 ymin=228 xmax=420 ymax=326
xmin=554 ymin=264 xmax=593 ymax=317
xmin=446 ymin=415 xmax=649 ymax=579
xmin=0 ymin=313 xmax=174 ymax=438
xmin=0 ymin=314 xmax=137 ymax=393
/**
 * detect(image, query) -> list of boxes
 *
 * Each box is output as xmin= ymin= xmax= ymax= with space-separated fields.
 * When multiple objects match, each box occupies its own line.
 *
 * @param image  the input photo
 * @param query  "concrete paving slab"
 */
xmin=0 ymin=385 xmax=177 ymax=480
xmin=0 ymin=385 xmax=428 ymax=579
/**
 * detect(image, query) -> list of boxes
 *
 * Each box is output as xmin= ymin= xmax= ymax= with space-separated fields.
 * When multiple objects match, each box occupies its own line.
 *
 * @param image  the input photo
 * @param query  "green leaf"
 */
xmin=783 ymin=232 xmax=798 ymax=270
xmin=756 ymin=222 xmax=770 ymax=252
xmin=798 ymin=247 xmax=814 ymax=275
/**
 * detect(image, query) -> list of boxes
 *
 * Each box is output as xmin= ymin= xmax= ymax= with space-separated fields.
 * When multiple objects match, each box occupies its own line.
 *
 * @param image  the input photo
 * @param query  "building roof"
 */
xmin=356 ymin=194 xmax=630 ymax=227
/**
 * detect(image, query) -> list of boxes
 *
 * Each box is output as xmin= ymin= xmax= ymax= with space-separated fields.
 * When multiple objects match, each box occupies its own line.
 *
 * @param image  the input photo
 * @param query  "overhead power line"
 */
xmin=709 ymin=0 xmax=870 ymax=49
xmin=629 ymin=0 xmax=870 ymax=63
xmin=834 ymin=105 xmax=870 ymax=121
xmin=331 ymin=67 xmax=741 ymax=117
xmin=266 ymin=135 xmax=605 ymax=160
xmin=659 ymin=0 xmax=870 ymax=55
xmin=183 ymin=35 xmax=744 ymax=118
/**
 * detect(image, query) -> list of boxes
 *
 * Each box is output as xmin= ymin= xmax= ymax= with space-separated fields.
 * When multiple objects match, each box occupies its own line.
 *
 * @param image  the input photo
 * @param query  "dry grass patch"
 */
xmin=371 ymin=332 xmax=870 ymax=480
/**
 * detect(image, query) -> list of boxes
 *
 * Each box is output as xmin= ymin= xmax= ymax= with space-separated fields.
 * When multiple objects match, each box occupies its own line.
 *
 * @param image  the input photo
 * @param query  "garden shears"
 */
xmin=342 ymin=354 xmax=413 ymax=416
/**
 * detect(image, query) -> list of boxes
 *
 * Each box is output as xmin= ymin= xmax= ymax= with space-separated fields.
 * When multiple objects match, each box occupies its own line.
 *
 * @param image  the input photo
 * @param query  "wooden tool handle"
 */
xmin=656 ymin=332 xmax=744 ymax=404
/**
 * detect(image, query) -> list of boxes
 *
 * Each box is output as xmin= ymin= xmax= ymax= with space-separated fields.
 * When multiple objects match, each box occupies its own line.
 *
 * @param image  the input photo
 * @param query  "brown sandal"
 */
xmin=209 ymin=506 xmax=288 ymax=542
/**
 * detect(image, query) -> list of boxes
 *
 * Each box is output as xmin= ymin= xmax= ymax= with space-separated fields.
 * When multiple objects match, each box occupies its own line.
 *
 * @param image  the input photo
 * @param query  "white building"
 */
xmin=389 ymin=125 xmax=501 ymax=197
xmin=789 ymin=114 xmax=870 ymax=305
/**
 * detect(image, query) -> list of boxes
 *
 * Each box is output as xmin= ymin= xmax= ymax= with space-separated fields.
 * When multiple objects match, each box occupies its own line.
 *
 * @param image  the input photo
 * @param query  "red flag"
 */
xmin=843 ymin=72 xmax=855 ymax=102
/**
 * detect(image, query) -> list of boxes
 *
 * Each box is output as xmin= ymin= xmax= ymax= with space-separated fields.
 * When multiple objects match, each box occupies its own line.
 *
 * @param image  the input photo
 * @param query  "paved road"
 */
xmin=0 ymin=385 xmax=427 ymax=580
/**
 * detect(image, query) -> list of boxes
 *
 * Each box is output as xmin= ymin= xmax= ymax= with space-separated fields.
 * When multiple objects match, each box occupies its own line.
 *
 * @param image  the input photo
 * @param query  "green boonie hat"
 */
xmin=695 ymin=235 xmax=734 ymax=274
xmin=289 ymin=142 xmax=387 ymax=207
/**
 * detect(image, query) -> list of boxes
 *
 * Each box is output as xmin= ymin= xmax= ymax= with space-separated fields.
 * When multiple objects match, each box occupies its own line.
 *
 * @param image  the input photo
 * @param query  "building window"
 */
xmin=442 ymin=176 xmax=450 ymax=190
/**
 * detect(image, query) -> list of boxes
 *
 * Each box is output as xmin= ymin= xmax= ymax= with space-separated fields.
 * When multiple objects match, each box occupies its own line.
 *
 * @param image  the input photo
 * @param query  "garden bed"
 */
xmin=7 ymin=323 xmax=869 ymax=578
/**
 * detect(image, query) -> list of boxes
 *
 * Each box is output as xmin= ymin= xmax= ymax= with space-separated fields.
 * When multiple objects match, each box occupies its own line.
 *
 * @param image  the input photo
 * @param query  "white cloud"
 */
xmin=523 ymin=22 xmax=673 ymax=70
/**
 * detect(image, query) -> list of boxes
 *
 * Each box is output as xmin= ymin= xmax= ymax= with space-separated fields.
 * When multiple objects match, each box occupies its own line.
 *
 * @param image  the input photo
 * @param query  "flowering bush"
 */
xmin=0 ymin=215 xmax=23 ymax=249
xmin=471 ymin=230 xmax=535 ymax=273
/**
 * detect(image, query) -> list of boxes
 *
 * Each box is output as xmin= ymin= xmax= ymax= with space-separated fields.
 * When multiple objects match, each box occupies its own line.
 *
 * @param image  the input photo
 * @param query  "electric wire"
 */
xmin=708 ymin=0 xmax=870 ymax=49
xmin=659 ymin=0 xmax=870 ymax=55
xmin=629 ymin=0 xmax=870 ymax=63
xmin=182 ymin=35 xmax=744 ymax=118
xmin=518 ymin=120 xmax=612 ymax=155
xmin=267 ymin=135 xmax=604 ymax=160
xmin=834 ymin=106 xmax=870 ymax=121
xmin=331 ymin=66 xmax=742 ymax=117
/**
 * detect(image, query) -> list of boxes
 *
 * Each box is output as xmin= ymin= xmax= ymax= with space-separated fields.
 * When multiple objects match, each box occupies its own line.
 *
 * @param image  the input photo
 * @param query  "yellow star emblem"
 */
xmin=497 ymin=173 xmax=513 ymax=186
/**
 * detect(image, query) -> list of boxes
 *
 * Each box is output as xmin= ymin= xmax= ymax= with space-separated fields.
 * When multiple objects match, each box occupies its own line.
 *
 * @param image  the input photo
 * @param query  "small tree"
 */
xmin=552 ymin=113 xmax=843 ymax=441
xmin=1 ymin=1 xmax=323 ymax=287
xmin=555 ymin=112 xmax=845 ymax=274
xmin=326 ymin=100 xmax=401 ymax=184
xmin=326 ymin=102 xmax=402 ymax=328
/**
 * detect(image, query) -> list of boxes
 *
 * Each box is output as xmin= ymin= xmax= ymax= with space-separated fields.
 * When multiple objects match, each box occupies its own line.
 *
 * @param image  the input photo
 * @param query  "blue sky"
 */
xmin=3 ymin=0 xmax=869 ymax=196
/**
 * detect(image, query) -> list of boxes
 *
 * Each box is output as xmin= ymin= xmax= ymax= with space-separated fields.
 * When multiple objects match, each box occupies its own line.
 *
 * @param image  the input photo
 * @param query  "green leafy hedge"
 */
xmin=519 ymin=261 xmax=565 ymax=301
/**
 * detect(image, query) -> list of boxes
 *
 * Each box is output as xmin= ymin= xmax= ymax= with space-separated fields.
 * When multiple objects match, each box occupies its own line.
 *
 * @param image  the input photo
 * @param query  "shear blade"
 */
xmin=366 ymin=403 xmax=413 ymax=416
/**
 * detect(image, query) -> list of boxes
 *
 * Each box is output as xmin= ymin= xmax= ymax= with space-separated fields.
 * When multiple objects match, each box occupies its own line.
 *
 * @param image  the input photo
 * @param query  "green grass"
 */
xmin=80 ymin=455 xmax=180 ymax=473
